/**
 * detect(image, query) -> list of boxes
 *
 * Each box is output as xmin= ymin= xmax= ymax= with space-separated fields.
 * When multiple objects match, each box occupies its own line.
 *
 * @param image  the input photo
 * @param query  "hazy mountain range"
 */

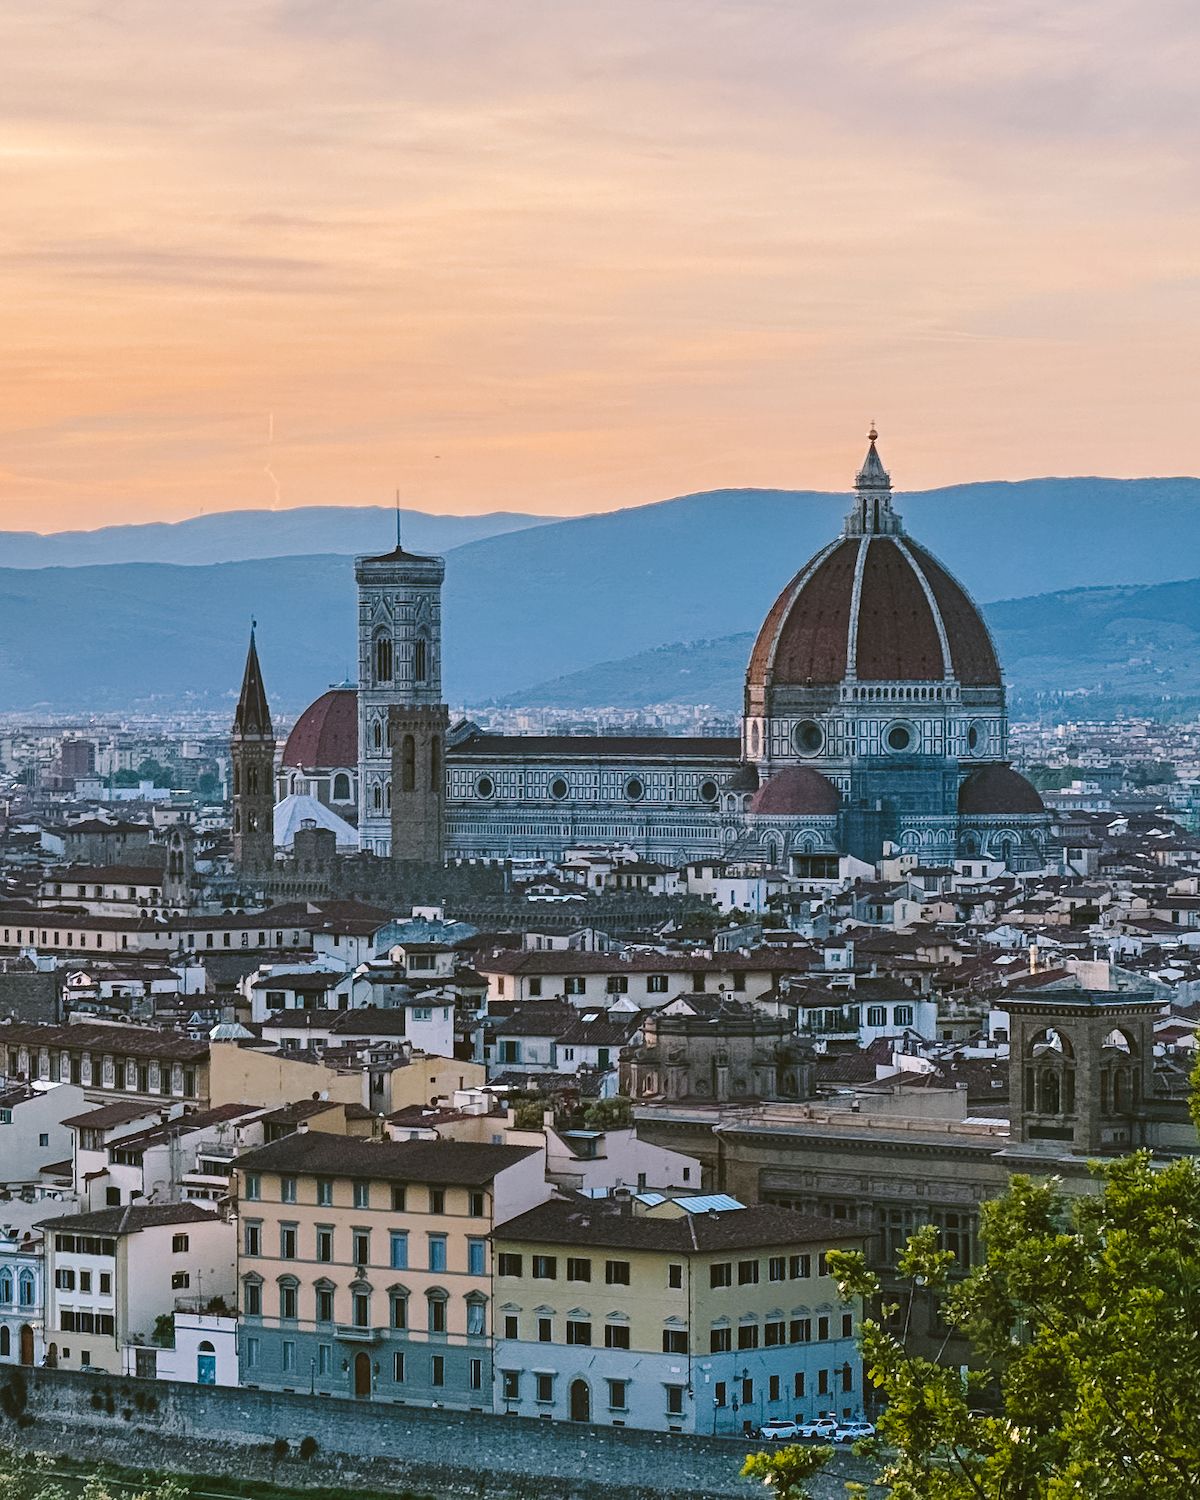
xmin=0 ymin=476 xmax=1196 ymax=716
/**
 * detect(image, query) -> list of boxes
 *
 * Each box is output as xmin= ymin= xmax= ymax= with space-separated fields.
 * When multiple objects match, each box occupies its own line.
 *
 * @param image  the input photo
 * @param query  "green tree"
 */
xmin=742 ymin=1444 xmax=834 ymax=1499
xmin=1126 ymin=759 xmax=1177 ymax=789
xmin=582 ymin=1095 xmax=633 ymax=1130
xmin=0 ymin=1451 xmax=185 ymax=1500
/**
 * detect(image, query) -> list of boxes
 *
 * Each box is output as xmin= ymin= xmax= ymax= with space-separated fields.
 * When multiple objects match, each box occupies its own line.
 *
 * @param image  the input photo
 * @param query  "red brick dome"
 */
xmin=748 ymin=534 xmax=1000 ymax=690
xmin=958 ymin=764 xmax=1044 ymax=815
xmin=749 ymin=766 xmax=841 ymax=817
xmin=281 ymin=688 xmax=358 ymax=770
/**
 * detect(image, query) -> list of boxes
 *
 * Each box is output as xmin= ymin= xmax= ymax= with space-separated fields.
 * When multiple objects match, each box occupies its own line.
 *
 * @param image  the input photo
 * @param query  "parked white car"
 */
xmin=758 ymin=1419 xmax=802 ymax=1442
xmin=834 ymin=1419 xmax=876 ymax=1444
xmin=797 ymin=1417 xmax=839 ymax=1440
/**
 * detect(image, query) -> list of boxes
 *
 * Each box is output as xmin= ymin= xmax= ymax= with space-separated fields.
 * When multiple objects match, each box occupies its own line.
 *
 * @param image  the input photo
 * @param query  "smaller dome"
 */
xmin=282 ymin=688 xmax=358 ymax=770
xmin=749 ymin=767 xmax=841 ymax=817
xmin=958 ymin=764 xmax=1044 ymax=815
xmin=724 ymin=764 xmax=760 ymax=793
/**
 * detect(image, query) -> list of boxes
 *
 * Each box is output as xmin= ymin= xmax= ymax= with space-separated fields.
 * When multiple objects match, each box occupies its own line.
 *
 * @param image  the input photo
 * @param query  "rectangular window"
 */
xmin=667 ymin=1263 xmax=683 ymax=1290
xmin=244 ymin=1222 xmax=261 ymax=1257
xmin=666 ymin=1385 xmax=685 ymax=1416
xmin=393 ymin=1351 xmax=406 ymax=1383
xmin=794 ymin=1371 xmax=806 ymax=1399
xmin=790 ymin=1254 xmax=811 ymax=1279
xmin=467 ymin=1299 xmax=486 ymax=1336
xmin=316 ymin=1227 xmax=334 ymax=1263
xmin=428 ymin=1235 xmax=448 ymax=1273
xmin=842 ymin=1364 xmax=854 ymax=1392
xmin=171 ymin=1272 xmax=190 ymax=1290
xmin=279 ymin=1225 xmax=297 ymax=1259
xmin=818 ymin=1316 xmax=830 ymax=1341
xmin=842 ymin=1312 xmax=854 ymax=1338
xmin=353 ymin=1230 xmax=370 ymax=1266
xmin=738 ymin=1259 xmax=759 ymax=1285
xmin=532 ymin=1255 xmax=557 ymax=1280
xmin=647 ymin=974 xmax=669 ymax=993
xmin=737 ymin=1324 xmax=759 ymax=1350
xmin=391 ymin=1185 xmax=407 ymax=1212
xmin=468 ymin=1238 xmax=486 ymax=1277
xmin=469 ymin=1191 xmax=486 ymax=1217
xmin=244 ymin=1281 xmax=262 ymax=1316
xmin=498 ymin=1253 xmax=523 ymax=1277
xmin=429 ymin=1187 xmax=445 ymax=1215
xmin=502 ymin=1370 xmax=520 ymax=1401
xmin=538 ymin=1316 xmax=552 ymax=1343
xmin=353 ymin=1181 xmax=370 ymax=1209
xmin=566 ymin=1257 xmax=591 ymax=1283
xmin=564 ymin=977 xmax=585 ymax=995
xmin=244 ymin=1335 xmax=259 ymax=1369
xmin=428 ymin=1297 xmax=447 ymax=1334
xmin=714 ymin=1381 xmax=727 ymax=1407
xmin=243 ymin=1173 xmax=260 ymax=1201
xmin=318 ymin=1343 xmax=331 ymax=1376
xmin=709 ymin=1326 xmax=731 ymax=1353
xmin=790 ymin=1318 xmax=812 ymax=1344
xmin=566 ymin=1320 xmax=592 ymax=1346
xmin=605 ymin=1259 xmax=630 ymax=1286
xmin=662 ymin=1328 xmax=687 ymax=1354
xmin=431 ymin=1355 xmax=444 ymax=1388
xmin=100 ymin=1271 xmax=111 ymax=1295
xmin=390 ymin=1231 xmax=409 ymax=1270
xmin=818 ymin=1369 xmax=829 ymax=1395
xmin=818 ymin=1253 xmax=829 ymax=1277
xmin=470 ymin=1357 xmax=483 ymax=1391
xmin=768 ymin=1256 xmax=786 ymax=1282
xmin=710 ymin=1262 xmax=732 ymax=1288
xmin=390 ymin=1293 xmax=407 ymax=1329
xmin=280 ymin=1176 xmax=296 ymax=1204
xmin=316 ymin=1287 xmax=334 ymax=1323
xmin=528 ymin=977 xmax=542 ymax=997
xmin=503 ymin=1314 xmax=518 ymax=1339
xmin=172 ymin=1233 xmax=189 ymax=1254
xmin=316 ymin=1179 xmax=333 ymax=1206
xmin=764 ymin=1320 xmax=785 ymax=1347
xmin=281 ymin=1340 xmax=295 ymax=1373
xmin=608 ymin=1378 xmax=628 ymax=1410
xmin=605 ymin=975 xmax=628 ymax=994
xmin=280 ymin=1283 xmax=298 ymax=1320
xmin=605 ymin=1323 xmax=630 ymax=1350
xmin=352 ymin=1290 xmax=369 ymax=1328
xmin=742 ymin=1377 xmax=753 ymax=1407
xmin=535 ymin=1372 xmax=554 ymax=1403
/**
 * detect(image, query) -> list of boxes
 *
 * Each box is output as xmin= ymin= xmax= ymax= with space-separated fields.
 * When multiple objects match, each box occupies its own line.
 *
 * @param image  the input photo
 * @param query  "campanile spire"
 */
xmin=845 ymin=424 xmax=902 ymax=536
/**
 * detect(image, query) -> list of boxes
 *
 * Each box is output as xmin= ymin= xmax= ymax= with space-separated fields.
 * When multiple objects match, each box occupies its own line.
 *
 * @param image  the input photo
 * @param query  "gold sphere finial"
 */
xmin=867 ymin=422 xmax=878 ymax=444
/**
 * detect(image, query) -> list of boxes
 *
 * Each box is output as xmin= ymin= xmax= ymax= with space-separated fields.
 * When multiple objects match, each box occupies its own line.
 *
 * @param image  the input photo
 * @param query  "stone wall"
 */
xmin=0 ymin=1365 xmax=869 ymax=1499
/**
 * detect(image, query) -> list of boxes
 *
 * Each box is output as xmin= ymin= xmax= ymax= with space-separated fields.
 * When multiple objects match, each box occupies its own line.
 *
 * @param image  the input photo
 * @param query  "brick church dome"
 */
xmin=749 ymin=766 xmax=841 ymax=817
xmin=958 ymin=764 xmax=1044 ymax=815
xmin=747 ymin=432 xmax=1000 ymax=692
xmin=281 ymin=688 xmax=358 ymax=770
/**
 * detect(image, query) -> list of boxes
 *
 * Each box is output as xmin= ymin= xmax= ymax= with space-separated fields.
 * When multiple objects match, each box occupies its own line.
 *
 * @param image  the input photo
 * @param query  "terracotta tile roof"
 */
xmin=233 ymin=1132 xmax=539 ymax=1185
xmin=496 ymin=1197 xmax=861 ymax=1253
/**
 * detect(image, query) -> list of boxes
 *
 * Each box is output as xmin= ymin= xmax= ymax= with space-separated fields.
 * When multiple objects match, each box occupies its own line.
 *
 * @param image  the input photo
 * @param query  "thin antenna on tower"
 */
xmin=395 ymin=489 xmax=402 ymax=551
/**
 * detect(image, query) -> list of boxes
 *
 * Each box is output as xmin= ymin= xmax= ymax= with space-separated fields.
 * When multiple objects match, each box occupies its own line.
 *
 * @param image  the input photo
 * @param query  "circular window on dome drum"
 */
xmin=886 ymin=723 xmax=915 ymax=753
xmin=476 ymin=775 xmax=495 ymax=800
xmin=792 ymin=720 xmax=823 ymax=756
xmin=549 ymin=776 xmax=569 ymax=800
xmin=699 ymin=779 xmax=718 ymax=803
xmin=625 ymin=776 xmax=645 ymax=802
xmin=967 ymin=722 xmax=986 ymax=754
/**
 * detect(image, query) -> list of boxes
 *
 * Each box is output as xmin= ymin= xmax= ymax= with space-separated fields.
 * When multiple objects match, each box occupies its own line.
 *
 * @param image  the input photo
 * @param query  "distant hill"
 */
xmin=0 ymin=506 xmax=553 ymax=568
xmin=0 ymin=475 xmax=1196 ymax=713
xmin=499 ymin=577 xmax=1200 ymax=720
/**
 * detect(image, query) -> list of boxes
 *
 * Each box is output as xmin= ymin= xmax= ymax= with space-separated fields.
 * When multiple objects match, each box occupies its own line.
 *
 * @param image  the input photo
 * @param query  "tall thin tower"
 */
xmin=355 ymin=525 xmax=447 ymax=859
xmin=231 ymin=626 xmax=276 ymax=872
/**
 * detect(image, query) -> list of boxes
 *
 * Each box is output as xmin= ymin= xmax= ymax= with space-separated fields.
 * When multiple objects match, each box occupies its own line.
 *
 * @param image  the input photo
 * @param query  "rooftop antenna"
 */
xmin=395 ymin=489 xmax=402 ymax=551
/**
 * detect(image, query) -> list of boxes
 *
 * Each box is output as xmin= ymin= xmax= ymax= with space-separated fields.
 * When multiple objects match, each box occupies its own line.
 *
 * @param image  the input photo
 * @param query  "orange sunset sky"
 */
xmin=1 ymin=1 xmax=1197 ymax=530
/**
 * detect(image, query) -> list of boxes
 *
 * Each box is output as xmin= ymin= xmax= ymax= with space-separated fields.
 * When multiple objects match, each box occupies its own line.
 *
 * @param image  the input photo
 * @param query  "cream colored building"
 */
xmin=492 ymin=1193 xmax=863 ymax=1433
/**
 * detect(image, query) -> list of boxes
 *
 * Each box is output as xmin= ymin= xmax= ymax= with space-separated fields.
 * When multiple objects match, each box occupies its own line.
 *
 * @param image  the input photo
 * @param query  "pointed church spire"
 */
xmin=233 ymin=623 xmax=273 ymax=738
xmin=845 ymin=424 xmax=902 ymax=536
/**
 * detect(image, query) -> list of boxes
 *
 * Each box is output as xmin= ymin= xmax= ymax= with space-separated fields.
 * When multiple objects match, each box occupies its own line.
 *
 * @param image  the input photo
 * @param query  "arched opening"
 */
xmin=402 ymin=735 xmax=416 ymax=793
xmin=414 ymin=635 xmax=428 ymax=685
xmin=569 ymin=1377 xmax=591 ymax=1422
xmin=372 ymin=783 xmax=382 ymax=813
xmin=373 ymin=630 xmax=393 ymax=685
xmin=246 ymin=765 xmax=258 ymax=794
xmin=430 ymin=736 xmax=441 ymax=793
xmin=373 ymin=721 xmax=383 ymax=751
xmin=232 ymin=765 xmax=240 ymax=795
xmin=196 ymin=1339 xmax=216 ymax=1385
xmin=354 ymin=1350 xmax=372 ymax=1399
xmin=19 ymin=1326 xmax=34 ymax=1365
xmin=1025 ymin=1028 xmax=1075 ymax=1116
xmin=332 ymin=772 xmax=351 ymax=801
xmin=0 ymin=1327 xmax=8 ymax=1358
xmin=384 ymin=779 xmax=391 ymax=813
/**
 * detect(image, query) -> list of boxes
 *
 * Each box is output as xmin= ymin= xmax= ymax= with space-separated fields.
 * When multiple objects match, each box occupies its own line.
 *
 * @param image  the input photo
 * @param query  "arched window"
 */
xmin=372 ymin=783 xmax=383 ymax=813
xmin=414 ymin=636 xmax=428 ymax=685
xmin=0 ymin=1268 xmax=12 ymax=1304
xmin=402 ymin=735 xmax=416 ymax=794
xmin=373 ymin=630 xmax=393 ymax=685
xmin=246 ymin=765 xmax=258 ymax=794
xmin=18 ymin=1270 xmax=34 ymax=1306
xmin=233 ymin=810 xmax=241 ymax=834
xmin=232 ymin=765 xmax=240 ymax=795
xmin=373 ymin=721 xmax=383 ymax=751
xmin=332 ymin=772 xmax=351 ymax=801
xmin=430 ymin=736 xmax=441 ymax=793
xmin=384 ymin=779 xmax=391 ymax=813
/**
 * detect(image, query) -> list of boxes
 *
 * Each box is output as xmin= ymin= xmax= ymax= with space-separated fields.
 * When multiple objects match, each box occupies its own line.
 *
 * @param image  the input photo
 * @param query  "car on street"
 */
xmin=797 ymin=1417 xmax=840 ymax=1440
xmin=758 ymin=1419 xmax=802 ymax=1442
xmin=834 ymin=1419 xmax=876 ymax=1444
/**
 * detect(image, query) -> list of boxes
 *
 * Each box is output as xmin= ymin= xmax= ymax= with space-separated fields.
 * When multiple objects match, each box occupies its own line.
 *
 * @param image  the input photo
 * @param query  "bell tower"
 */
xmin=231 ymin=625 xmax=276 ymax=872
xmin=355 ymin=528 xmax=446 ymax=857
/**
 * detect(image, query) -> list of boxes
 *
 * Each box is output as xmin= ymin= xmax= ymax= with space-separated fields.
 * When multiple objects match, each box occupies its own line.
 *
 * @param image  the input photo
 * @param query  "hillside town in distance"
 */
xmin=0 ymin=437 xmax=1198 ymax=1447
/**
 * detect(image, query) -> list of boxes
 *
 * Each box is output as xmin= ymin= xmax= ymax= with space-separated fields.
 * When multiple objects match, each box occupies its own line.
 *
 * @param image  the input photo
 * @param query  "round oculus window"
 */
xmin=967 ymin=723 xmax=986 ymax=753
xmin=475 ymin=776 xmax=495 ymax=800
xmin=886 ymin=723 xmax=913 ymax=752
xmin=699 ymin=779 xmax=719 ymax=803
xmin=549 ymin=776 xmax=569 ymax=800
xmin=625 ymin=776 xmax=645 ymax=802
xmin=793 ymin=720 xmax=823 ymax=755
